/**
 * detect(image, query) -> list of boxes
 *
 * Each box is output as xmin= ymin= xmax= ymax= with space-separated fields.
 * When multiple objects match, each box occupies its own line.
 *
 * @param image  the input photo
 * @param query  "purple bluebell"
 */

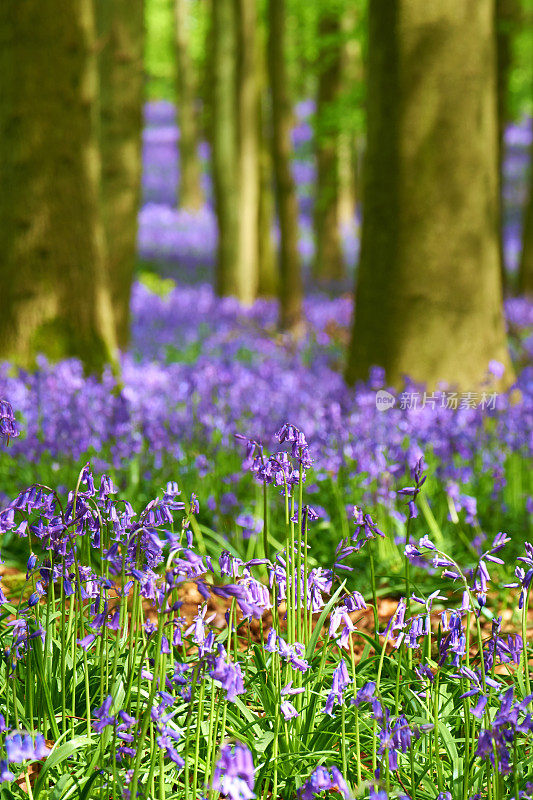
xmin=210 ymin=646 xmax=245 ymax=703
xmin=0 ymin=761 xmax=15 ymax=782
xmin=323 ymin=660 xmax=350 ymax=716
xmin=92 ymin=696 xmax=115 ymax=733
xmin=212 ymin=743 xmax=256 ymax=800
xmin=0 ymin=400 xmax=18 ymax=444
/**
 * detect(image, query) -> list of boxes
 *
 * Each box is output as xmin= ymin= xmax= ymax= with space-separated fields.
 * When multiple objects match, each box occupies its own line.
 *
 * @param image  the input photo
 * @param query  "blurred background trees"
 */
xmin=97 ymin=0 xmax=145 ymax=350
xmin=0 ymin=0 xmax=531 ymax=382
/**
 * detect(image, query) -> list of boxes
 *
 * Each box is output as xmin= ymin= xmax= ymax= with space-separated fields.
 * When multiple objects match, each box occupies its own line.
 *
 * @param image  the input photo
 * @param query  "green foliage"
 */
xmin=144 ymin=0 xmax=208 ymax=100
xmin=509 ymin=0 xmax=533 ymax=118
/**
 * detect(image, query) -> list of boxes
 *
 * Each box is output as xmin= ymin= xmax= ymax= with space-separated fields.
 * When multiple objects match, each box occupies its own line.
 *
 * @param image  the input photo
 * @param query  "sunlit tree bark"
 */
xmin=211 ymin=0 xmax=240 ymax=298
xmin=313 ymin=9 xmax=343 ymax=282
xmin=268 ymin=0 xmax=303 ymax=331
xmin=0 ymin=0 xmax=117 ymax=374
xmin=337 ymin=3 xmax=362 ymax=228
xmin=234 ymin=0 xmax=260 ymax=304
xmin=255 ymin=19 xmax=277 ymax=298
xmin=257 ymin=89 xmax=278 ymax=297
xmin=97 ymin=0 xmax=144 ymax=349
xmin=346 ymin=0 xmax=513 ymax=391
xmin=175 ymin=0 xmax=205 ymax=210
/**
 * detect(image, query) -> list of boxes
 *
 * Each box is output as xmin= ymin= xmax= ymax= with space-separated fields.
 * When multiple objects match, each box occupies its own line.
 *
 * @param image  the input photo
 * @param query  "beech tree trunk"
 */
xmin=255 ymin=20 xmax=277 ymax=298
xmin=175 ymin=0 xmax=205 ymax=210
xmin=346 ymin=0 xmax=513 ymax=391
xmin=0 ymin=0 xmax=117 ymax=374
xmin=211 ymin=0 xmax=240 ymax=298
xmin=268 ymin=0 xmax=303 ymax=331
xmin=313 ymin=10 xmax=344 ymax=282
xmin=234 ymin=0 xmax=260 ymax=304
xmin=518 ymin=143 xmax=533 ymax=296
xmin=97 ymin=0 xmax=144 ymax=350
xmin=257 ymin=89 xmax=278 ymax=297
xmin=337 ymin=4 xmax=362 ymax=228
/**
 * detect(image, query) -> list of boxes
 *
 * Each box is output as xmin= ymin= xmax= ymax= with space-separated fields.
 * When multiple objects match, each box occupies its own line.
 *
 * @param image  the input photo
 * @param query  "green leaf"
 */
xmin=78 ymin=769 xmax=105 ymax=800
xmin=354 ymin=628 xmax=382 ymax=653
xmin=438 ymin=721 xmax=463 ymax=798
xmin=34 ymin=737 xmax=93 ymax=799
xmin=31 ymin=638 xmax=60 ymax=741
xmin=305 ymin=581 xmax=346 ymax=662
xmin=419 ymin=493 xmax=444 ymax=545
xmin=49 ymin=773 xmax=73 ymax=799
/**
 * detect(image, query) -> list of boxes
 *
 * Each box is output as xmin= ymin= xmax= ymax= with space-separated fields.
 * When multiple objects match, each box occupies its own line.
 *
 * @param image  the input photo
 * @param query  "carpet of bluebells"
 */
xmin=0 ymin=409 xmax=533 ymax=800
xmin=0 ymin=105 xmax=531 ymax=798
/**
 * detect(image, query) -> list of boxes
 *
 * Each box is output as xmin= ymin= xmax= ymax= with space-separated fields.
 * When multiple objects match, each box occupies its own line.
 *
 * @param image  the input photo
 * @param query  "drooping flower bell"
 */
xmin=0 ymin=400 xmax=19 ymax=445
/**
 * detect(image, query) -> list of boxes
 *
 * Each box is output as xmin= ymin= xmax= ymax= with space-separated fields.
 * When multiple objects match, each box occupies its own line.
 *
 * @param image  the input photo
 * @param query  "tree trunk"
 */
xmin=346 ymin=0 xmax=513 ymax=391
xmin=175 ymin=0 xmax=205 ymax=210
xmin=313 ymin=10 xmax=344 ymax=283
xmin=0 ymin=0 xmax=117 ymax=375
xmin=234 ymin=0 xmax=260 ymax=304
xmin=337 ymin=133 xmax=358 ymax=229
xmin=255 ymin=17 xmax=277 ymax=298
xmin=337 ymin=4 xmax=362 ymax=228
xmin=211 ymin=0 xmax=240 ymax=298
xmin=97 ymin=0 xmax=144 ymax=350
xmin=257 ymin=89 xmax=278 ymax=297
xmin=268 ymin=0 xmax=303 ymax=332
xmin=495 ymin=0 xmax=520 ymax=293
xmin=518 ymin=142 xmax=533 ymax=295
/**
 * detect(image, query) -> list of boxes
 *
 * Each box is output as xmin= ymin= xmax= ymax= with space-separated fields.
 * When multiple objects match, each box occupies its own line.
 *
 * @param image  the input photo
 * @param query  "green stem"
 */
xmin=184 ymin=665 xmax=200 ymax=800
xmin=368 ymin=541 xmax=380 ymax=646
xmin=349 ymin=636 xmax=361 ymax=786
xmin=193 ymin=678 xmax=206 ymax=798
xmin=129 ymin=593 xmax=167 ymax=800
xmin=433 ymin=672 xmax=443 ymax=791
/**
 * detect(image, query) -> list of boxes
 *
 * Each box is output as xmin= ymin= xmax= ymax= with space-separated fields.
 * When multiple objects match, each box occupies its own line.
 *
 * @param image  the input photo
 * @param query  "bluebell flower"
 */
xmin=298 ymin=765 xmax=353 ymax=799
xmin=210 ymin=646 xmax=245 ymax=703
xmin=438 ymin=610 xmax=466 ymax=666
xmin=281 ymin=700 xmax=299 ymax=720
xmin=77 ymin=633 xmax=96 ymax=651
xmin=353 ymin=681 xmax=376 ymax=706
xmin=475 ymin=687 xmax=533 ymax=774
xmin=92 ymin=696 xmax=115 ymax=733
xmin=0 ymin=400 xmax=19 ymax=444
xmin=0 ymin=761 xmax=15 ymax=782
xmin=351 ymin=507 xmax=385 ymax=552
xmin=212 ymin=743 xmax=256 ymax=800
xmin=470 ymin=695 xmax=488 ymax=719
xmin=323 ymin=660 xmax=350 ymax=716
xmin=5 ymin=733 xmax=49 ymax=762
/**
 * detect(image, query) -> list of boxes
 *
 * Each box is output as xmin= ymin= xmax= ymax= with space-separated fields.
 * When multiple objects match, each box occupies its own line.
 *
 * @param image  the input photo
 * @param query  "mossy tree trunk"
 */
xmin=268 ymin=0 xmax=303 ymax=331
xmin=211 ymin=0 xmax=240 ymax=299
xmin=0 ymin=0 xmax=117 ymax=375
xmin=175 ymin=0 xmax=205 ymax=210
xmin=255 ymin=17 xmax=277 ymax=298
xmin=257 ymin=88 xmax=278 ymax=297
xmin=346 ymin=0 xmax=513 ymax=391
xmin=337 ymin=3 xmax=362 ymax=228
xmin=313 ymin=9 xmax=344 ymax=283
xmin=234 ymin=0 xmax=260 ymax=304
xmin=518 ymin=142 xmax=533 ymax=296
xmin=97 ymin=0 xmax=144 ymax=350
